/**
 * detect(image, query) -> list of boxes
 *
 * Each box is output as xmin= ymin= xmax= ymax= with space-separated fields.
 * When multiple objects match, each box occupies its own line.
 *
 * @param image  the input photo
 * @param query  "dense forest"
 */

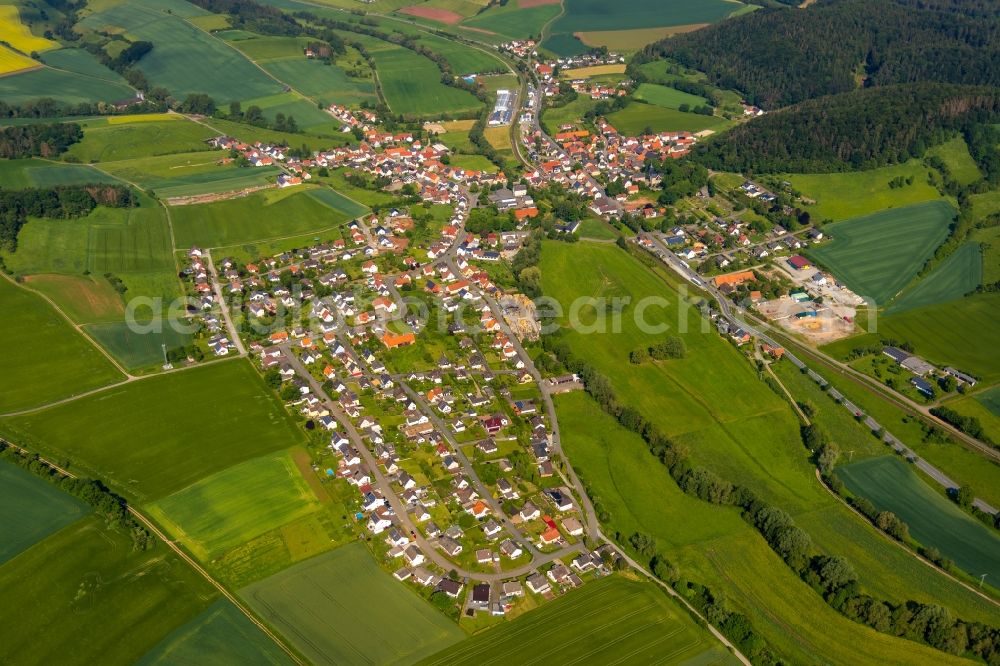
xmin=641 ymin=0 xmax=1000 ymax=109
xmin=692 ymin=84 xmax=1000 ymax=173
xmin=0 ymin=185 xmax=136 ymax=251
xmin=0 ymin=123 xmax=83 ymax=158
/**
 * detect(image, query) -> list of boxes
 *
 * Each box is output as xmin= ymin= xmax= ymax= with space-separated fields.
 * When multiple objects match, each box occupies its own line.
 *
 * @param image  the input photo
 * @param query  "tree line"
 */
xmin=0 ymin=441 xmax=155 ymax=551
xmin=642 ymin=0 xmax=1000 ymax=109
xmin=0 ymin=122 xmax=83 ymax=158
xmin=692 ymin=83 xmax=1000 ymax=173
xmin=0 ymin=185 xmax=136 ymax=251
xmin=537 ymin=304 xmax=1000 ymax=662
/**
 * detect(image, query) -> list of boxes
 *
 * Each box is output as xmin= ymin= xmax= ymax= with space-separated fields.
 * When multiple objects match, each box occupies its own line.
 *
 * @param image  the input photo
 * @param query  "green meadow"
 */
xmin=555 ymin=392 xmax=997 ymax=661
xmin=84 ymin=321 xmax=194 ymax=371
xmin=0 ymin=159 xmax=121 ymax=188
xmin=421 ymin=575 xmax=737 ymax=666
xmin=461 ymin=3 xmax=560 ymax=40
xmin=79 ymin=2 xmax=282 ymax=102
xmin=926 ymin=136 xmax=983 ymax=186
xmin=886 ymin=242 xmax=983 ymax=314
xmin=0 ymin=460 xmax=89 ymax=564
xmin=40 ymin=47 xmax=127 ymax=83
xmin=633 ymin=82 xmax=709 ymax=109
xmin=543 ymin=0 xmax=748 ymax=55
xmin=307 ymin=186 xmax=369 ymax=218
xmin=63 ymin=118 xmax=217 ymax=162
xmin=242 ymin=542 xmax=464 ymax=666
xmin=877 ymin=293 xmax=1000 ymax=383
xmin=414 ymin=33 xmax=506 ymax=75
xmin=783 ymin=161 xmax=944 ymax=221
xmin=807 ymin=200 xmax=954 ymax=305
xmin=138 ymin=599 xmax=295 ymax=666
xmin=0 ymin=515 xmax=216 ymax=666
xmin=261 ymin=57 xmax=376 ymax=105
xmin=0 ymin=277 xmax=123 ymax=413
xmin=607 ymin=102 xmax=729 ymax=135
xmin=148 ymin=450 xmax=322 ymax=560
xmin=0 ymin=360 xmax=303 ymax=503
xmin=838 ymin=456 xmax=1000 ymax=583
xmin=170 ymin=187 xmax=352 ymax=247
xmin=0 ymin=65 xmax=134 ymax=105
xmin=367 ymin=42 xmax=482 ymax=117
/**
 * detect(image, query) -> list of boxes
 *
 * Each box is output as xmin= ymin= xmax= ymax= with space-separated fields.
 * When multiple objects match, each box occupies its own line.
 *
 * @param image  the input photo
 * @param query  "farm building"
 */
xmin=787 ymin=255 xmax=811 ymax=271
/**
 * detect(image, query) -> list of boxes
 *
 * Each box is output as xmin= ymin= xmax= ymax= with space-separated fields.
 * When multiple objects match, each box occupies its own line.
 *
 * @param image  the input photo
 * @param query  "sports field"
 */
xmin=79 ymin=3 xmax=282 ymax=102
xmin=0 ymin=460 xmax=89 ymax=565
xmin=0 ymin=360 xmax=304 ymax=502
xmin=783 ymin=161 xmax=944 ymax=221
xmin=170 ymin=187 xmax=352 ymax=248
xmin=632 ymin=82 xmax=708 ymax=109
xmin=807 ymin=200 xmax=954 ymax=305
xmin=242 ymin=542 xmax=464 ymax=666
xmin=607 ymin=103 xmax=728 ymax=135
xmin=64 ymin=118 xmax=217 ymax=162
xmin=0 ymin=64 xmax=135 ymax=105
xmin=149 ymin=450 xmax=322 ymax=560
xmin=0 ymin=277 xmax=123 ymax=413
xmin=0 ymin=515 xmax=216 ymax=666
xmin=877 ymin=292 xmax=1000 ymax=383
xmin=421 ymin=575 xmax=737 ymax=666
xmin=0 ymin=5 xmax=57 ymax=52
xmin=886 ymin=242 xmax=982 ymax=314
xmin=84 ymin=321 xmax=193 ymax=370
xmin=138 ymin=599 xmax=294 ymax=666
xmin=838 ymin=456 xmax=1000 ymax=583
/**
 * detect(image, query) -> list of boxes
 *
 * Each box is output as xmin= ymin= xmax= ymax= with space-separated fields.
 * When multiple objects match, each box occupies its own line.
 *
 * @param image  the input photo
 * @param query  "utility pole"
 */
xmin=847 ymin=450 xmax=855 ymax=462
xmin=980 ymin=573 xmax=988 ymax=589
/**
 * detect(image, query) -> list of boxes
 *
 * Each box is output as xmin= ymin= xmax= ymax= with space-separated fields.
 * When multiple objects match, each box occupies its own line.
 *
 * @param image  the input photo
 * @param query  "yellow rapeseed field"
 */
xmin=0 ymin=5 xmax=57 ymax=53
xmin=106 ymin=113 xmax=181 ymax=124
xmin=0 ymin=43 xmax=39 ymax=75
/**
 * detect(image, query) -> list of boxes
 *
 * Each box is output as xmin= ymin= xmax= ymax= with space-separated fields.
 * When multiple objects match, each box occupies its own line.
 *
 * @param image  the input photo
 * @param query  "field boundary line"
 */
xmin=0 ymin=271 xmax=132 ymax=379
xmin=0 ymin=355 xmax=241 ymax=418
xmin=0 ymin=438 xmax=307 ymax=666
xmin=814 ymin=468 xmax=1000 ymax=609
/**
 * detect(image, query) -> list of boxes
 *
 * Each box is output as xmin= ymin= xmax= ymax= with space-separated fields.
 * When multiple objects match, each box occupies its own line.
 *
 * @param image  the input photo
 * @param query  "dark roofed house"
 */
xmin=436 ymin=578 xmax=463 ymax=598
xmin=470 ymin=583 xmax=491 ymax=609
xmin=911 ymin=376 xmax=935 ymax=397
xmin=882 ymin=346 xmax=911 ymax=364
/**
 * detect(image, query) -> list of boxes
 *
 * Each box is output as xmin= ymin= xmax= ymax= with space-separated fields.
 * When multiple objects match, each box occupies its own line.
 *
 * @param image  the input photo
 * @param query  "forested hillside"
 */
xmin=641 ymin=0 xmax=1000 ymax=109
xmin=693 ymin=84 xmax=1000 ymax=173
